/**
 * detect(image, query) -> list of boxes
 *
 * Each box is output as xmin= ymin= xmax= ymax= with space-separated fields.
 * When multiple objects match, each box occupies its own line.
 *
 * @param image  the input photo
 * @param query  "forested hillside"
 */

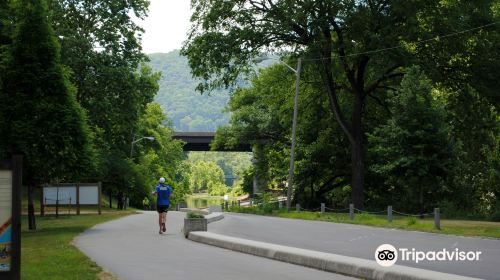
xmin=148 ymin=50 xmax=230 ymax=132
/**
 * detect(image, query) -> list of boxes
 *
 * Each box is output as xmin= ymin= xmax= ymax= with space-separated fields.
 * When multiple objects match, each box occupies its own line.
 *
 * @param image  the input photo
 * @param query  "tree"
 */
xmin=214 ymin=63 xmax=353 ymax=207
xmin=0 ymin=0 xmax=95 ymax=229
xmin=0 ymin=0 xmax=13 ymax=50
xmin=368 ymin=67 xmax=456 ymax=213
xmin=133 ymin=103 xmax=187 ymax=206
xmin=87 ymin=63 xmax=160 ymax=209
xmin=0 ymin=1 xmax=13 ymax=148
xmin=189 ymin=161 xmax=225 ymax=194
xmin=46 ymin=0 xmax=161 ymax=205
xmin=182 ymin=0 xmax=498 ymax=209
xmin=439 ymin=86 xmax=500 ymax=217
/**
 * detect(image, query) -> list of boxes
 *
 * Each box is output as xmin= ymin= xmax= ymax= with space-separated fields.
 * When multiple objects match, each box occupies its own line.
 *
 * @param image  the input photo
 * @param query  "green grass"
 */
xmin=21 ymin=211 xmax=136 ymax=280
xmin=228 ymin=206 xmax=500 ymax=239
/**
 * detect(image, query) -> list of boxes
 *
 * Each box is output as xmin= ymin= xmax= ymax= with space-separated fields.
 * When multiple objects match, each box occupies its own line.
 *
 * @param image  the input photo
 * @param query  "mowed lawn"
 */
xmin=230 ymin=207 xmax=500 ymax=239
xmin=21 ymin=211 xmax=135 ymax=280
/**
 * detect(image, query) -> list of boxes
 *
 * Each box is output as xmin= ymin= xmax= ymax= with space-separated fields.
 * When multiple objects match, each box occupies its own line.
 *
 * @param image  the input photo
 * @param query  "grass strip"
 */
xmin=228 ymin=206 xmax=500 ymax=239
xmin=21 ymin=211 xmax=135 ymax=280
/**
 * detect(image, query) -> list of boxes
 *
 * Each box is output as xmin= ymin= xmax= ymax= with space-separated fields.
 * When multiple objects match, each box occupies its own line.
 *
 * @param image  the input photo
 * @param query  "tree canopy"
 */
xmin=0 ymin=0 xmax=96 ymax=229
xmin=0 ymin=0 xmax=189 ymax=216
xmin=182 ymin=0 xmax=500 ymax=209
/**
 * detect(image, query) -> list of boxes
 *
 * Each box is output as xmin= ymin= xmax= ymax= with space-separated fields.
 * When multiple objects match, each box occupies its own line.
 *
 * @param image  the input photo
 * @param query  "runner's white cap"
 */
xmin=159 ymin=177 xmax=165 ymax=183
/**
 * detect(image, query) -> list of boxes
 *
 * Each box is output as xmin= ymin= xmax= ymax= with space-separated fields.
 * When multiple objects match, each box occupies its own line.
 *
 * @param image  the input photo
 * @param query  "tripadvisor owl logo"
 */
xmin=375 ymin=244 xmax=398 ymax=267
xmin=375 ymin=244 xmax=482 ymax=267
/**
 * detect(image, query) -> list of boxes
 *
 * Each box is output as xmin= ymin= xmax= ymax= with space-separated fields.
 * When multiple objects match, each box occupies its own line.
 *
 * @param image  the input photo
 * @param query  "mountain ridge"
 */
xmin=148 ymin=50 xmax=230 ymax=132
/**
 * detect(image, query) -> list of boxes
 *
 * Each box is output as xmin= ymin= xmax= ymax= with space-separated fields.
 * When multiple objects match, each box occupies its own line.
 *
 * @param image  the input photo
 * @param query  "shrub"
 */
xmin=186 ymin=211 xmax=205 ymax=219
xmin=229 ymin=184 xmax=245 ymax=197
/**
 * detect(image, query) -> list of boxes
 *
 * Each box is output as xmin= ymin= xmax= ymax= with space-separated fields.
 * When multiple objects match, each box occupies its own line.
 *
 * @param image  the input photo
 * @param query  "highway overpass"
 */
xmin=172 ymin=132 xmax=251 ymax=152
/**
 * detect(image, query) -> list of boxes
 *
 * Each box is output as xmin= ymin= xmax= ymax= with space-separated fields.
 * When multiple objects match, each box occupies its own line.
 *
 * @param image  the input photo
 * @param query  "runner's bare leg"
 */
xmin=158 ymin=212 xmax=162 ymax=230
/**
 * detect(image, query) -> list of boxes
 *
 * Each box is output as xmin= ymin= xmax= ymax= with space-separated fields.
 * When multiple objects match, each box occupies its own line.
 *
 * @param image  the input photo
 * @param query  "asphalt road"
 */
xmin=75 ymin=211 xmax=355 ymax=280
xmin=209 ymin=213 xmax=500 ymax=280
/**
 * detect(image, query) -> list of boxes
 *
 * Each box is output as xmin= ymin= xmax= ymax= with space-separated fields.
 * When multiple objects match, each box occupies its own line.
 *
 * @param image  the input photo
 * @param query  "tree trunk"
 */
xmin=350 ymin=97 xmax=365 ymax=210
xmin=108 ymin=191 xmax=112 ymax=208
xmin=310 ymin=181 xmax=314 ymax=207
xmin=27 ymin=184 xmax=36 ymax=230
xmin=319 ymin=52 xmax=365 ymax=210
xmin=117 ymin=193 xmax=123 ymax=210
xmin=419 ymin=185 xmax=424 ymax=218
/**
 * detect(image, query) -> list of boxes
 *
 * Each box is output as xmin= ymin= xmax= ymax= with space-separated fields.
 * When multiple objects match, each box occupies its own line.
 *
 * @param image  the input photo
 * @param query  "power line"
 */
xmin=302 ymin=21 xmax=500 ymax=62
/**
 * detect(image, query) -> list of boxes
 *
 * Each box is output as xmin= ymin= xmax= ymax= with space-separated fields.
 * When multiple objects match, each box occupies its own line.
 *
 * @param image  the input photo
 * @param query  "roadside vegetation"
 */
xmin=184 ymin=1 xmax=500 ymax=221
xmin=227 ymin=206 xmax=500 ymax=239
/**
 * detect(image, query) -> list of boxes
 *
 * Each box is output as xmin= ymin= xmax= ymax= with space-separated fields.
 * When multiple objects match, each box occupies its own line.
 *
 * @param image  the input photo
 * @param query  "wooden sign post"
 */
xmin=0 ymin=155 xmax=22 ymax=280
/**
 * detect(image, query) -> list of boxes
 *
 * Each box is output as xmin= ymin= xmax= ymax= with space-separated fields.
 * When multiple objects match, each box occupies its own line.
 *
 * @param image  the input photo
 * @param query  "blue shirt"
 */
xmin=154 ymin=184 xmax=173 ymax=206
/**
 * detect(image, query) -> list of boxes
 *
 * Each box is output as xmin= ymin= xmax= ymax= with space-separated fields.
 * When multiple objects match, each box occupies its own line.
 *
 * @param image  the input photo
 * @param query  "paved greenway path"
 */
xmin=75 ymin=211 xmax=355 ymax=280
xmin=209 ymin=213 xmax=500 ymax=280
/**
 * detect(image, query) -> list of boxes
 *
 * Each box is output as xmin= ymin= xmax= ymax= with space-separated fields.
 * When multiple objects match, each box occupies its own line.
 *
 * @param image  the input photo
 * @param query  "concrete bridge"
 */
xmin=172 ymin=132 xmax=251 ymax=152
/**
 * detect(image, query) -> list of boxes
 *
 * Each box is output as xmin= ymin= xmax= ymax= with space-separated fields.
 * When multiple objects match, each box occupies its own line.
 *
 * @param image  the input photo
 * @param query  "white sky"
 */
xmin=138 ymin=0 xmax=192 ymax=54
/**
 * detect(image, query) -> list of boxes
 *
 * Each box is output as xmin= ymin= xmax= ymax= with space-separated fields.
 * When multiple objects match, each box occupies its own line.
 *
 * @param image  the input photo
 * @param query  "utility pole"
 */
xmin=286 ymin=58 xmax=302 ymax=211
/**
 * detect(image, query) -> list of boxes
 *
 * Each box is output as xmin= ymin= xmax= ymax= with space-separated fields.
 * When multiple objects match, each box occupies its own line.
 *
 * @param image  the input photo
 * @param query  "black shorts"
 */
xmin=157 ymin=205 xmax=169 ymax=213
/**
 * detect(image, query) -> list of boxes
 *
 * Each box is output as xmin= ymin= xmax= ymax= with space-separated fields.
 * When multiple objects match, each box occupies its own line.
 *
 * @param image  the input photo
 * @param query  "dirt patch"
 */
xmin=97 ymin=270 xmax=118 ymax=280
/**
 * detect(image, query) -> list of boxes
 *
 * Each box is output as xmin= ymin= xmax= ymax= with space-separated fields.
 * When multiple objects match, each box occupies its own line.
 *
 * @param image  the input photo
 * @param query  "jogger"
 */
xmin=152 ymin=177 xmax=173 ymax=234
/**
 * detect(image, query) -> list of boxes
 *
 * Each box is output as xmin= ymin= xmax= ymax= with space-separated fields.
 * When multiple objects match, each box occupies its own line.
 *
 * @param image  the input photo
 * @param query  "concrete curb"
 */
xmin=205 ymin=212 xmax=224 ymax=223
xmin=188 ymin=232 xmax=481 ymax=280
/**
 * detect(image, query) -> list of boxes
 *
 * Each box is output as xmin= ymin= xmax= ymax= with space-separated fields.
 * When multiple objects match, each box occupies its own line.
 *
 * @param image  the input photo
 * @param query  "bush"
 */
xmin=186 ymin=211 xmax=205 ymax=219
xmin=229 ymin=184 xmax=245 ymax=197
xmin=208 ymin=182 xmax=229 ymax=196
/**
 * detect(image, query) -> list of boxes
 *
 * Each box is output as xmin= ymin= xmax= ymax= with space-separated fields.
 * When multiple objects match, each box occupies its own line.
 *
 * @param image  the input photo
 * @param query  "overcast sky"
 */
xmin=138 ymin=0 xmax=192 ymax=54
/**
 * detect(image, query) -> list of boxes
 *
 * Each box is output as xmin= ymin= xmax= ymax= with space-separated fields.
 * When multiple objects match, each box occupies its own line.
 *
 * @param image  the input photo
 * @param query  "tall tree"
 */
xmin=182 ymin=0 xmax=497 ymax=209
xmin=368 ymin=67 xmax=456 ymax=213
xmin=0 ymin=1 xmax=13 ymax=144
xmin=47 ymin=0 xmax=162 ymax=204
xmin=0 ymin=0 xmax=95 ymax=229
xmin=133 ymin=102 xmax=187 ymax=206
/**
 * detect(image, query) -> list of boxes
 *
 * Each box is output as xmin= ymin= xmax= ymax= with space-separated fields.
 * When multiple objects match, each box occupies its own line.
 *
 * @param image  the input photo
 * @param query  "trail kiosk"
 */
xmin=0 ymin=155 xmax=22 ymax=280
xmin=41 ymin=183 xmax=102 ymax=216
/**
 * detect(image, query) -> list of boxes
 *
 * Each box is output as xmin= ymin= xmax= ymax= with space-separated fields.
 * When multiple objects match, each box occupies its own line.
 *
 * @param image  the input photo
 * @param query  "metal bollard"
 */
xmin=434 ymin=208 xmax=441 ymax=230
xmin=388 ymin=205 xmax=393 ymax=222
xmin=349 ymin=203 xmax=354 ymax=220
xmin=321 ymin=203 xmax=325 ymax=214
xmin=296 ymin=203 xmax=300 ymax=212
